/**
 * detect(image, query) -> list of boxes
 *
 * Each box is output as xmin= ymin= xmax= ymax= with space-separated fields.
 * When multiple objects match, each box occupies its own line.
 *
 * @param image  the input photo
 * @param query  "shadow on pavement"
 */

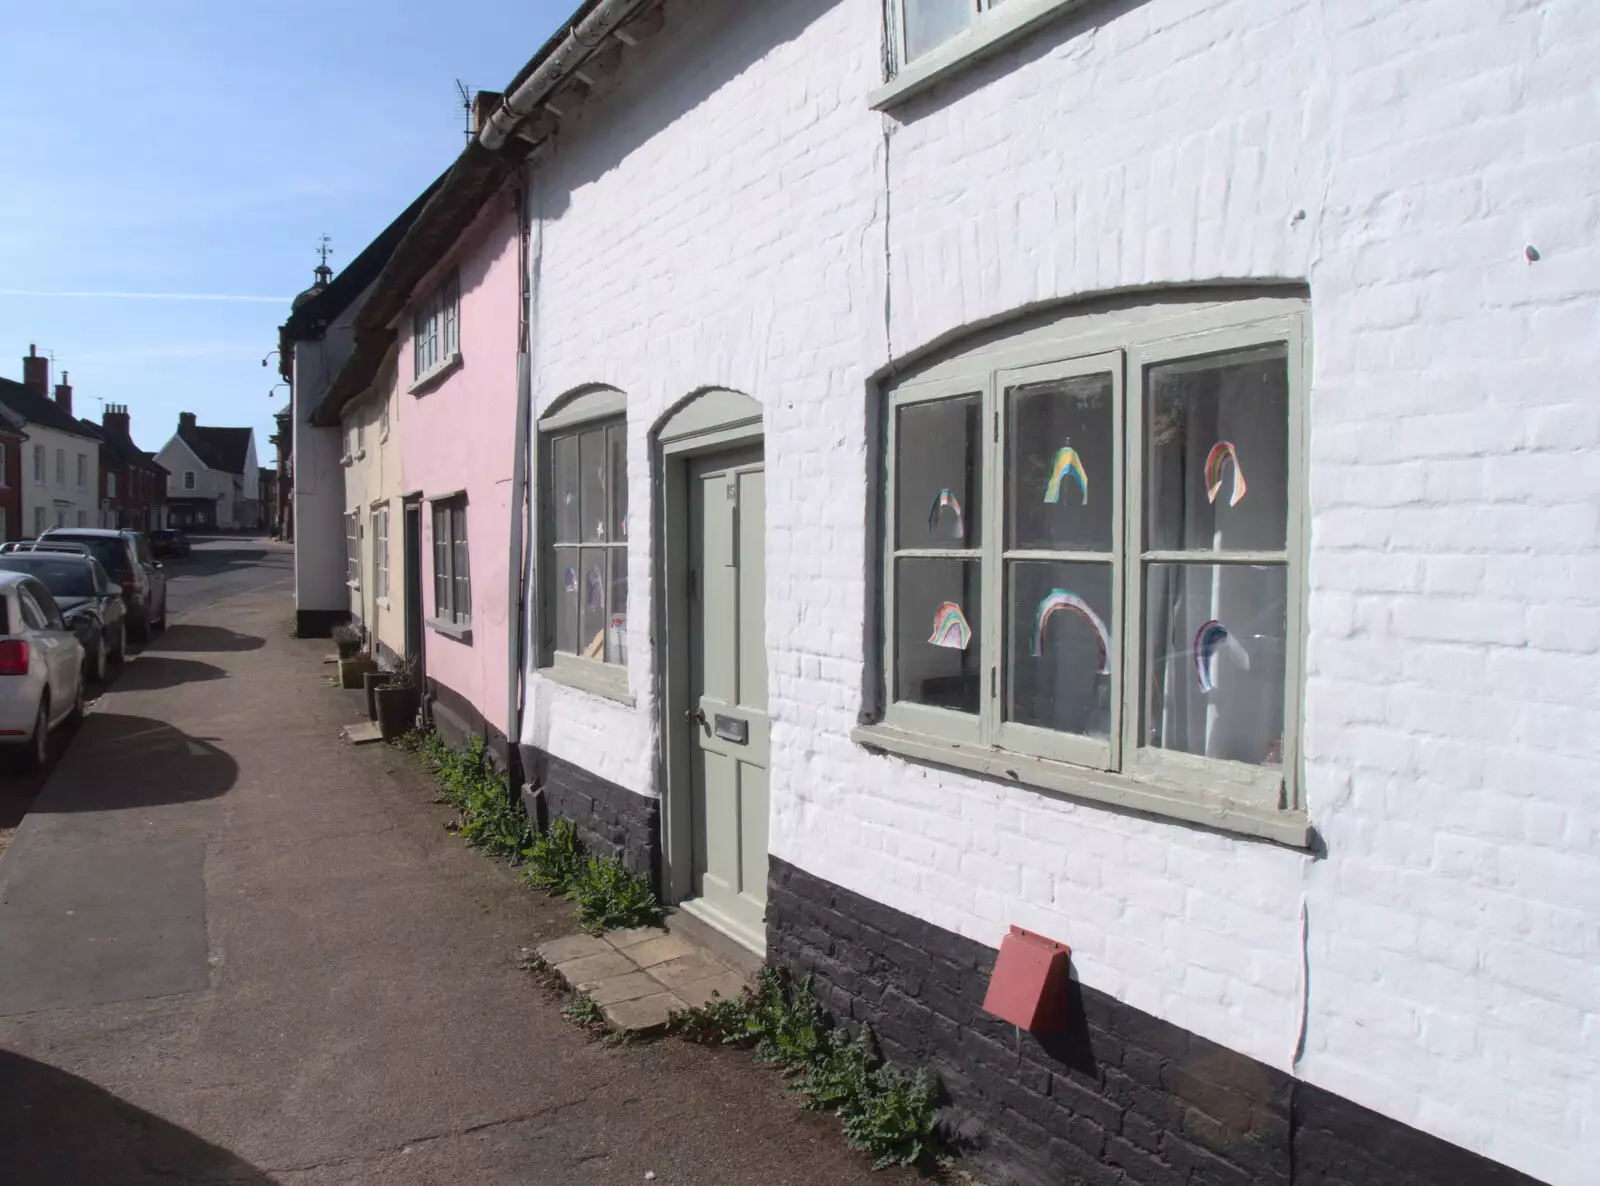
xmin=0 ymin=1050 xmax=275 ymax=1185
xmin=113 ymin=656 xmax=228 ymax=693
xmin=144 ymin=624 xmax=265 ymax=653
xmin=25 ymin=712 xmax=236 ymax=812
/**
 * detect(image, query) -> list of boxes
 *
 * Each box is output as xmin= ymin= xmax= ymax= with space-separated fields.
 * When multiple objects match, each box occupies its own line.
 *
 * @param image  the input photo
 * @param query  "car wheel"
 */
xmin=22 ymin=698 xmax=48 ymax=772
xmin=132 ymin=613 xmax=151 ymax=644
xmin=66 ymin=675 xmax=85 ymax=726
xmin=88 ymin=635 xmax=106 ymax=683
xmin=153 ymin=600 xmax=168 ymax=632
xmin=109 ymin=623 xmax=126 ymax=664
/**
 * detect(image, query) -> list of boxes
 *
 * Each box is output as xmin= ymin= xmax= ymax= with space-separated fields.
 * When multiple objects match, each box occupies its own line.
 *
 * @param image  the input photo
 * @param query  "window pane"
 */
xmin=1146 ymin=344 xmax=1289 ymax=552
xmin=895 ymin=557 xmax=981 ymax=714
xmin=554 ymin=546 xmax=579 ymax=654
xmin=904 ymin=0 xmax=973 ymax=61
xmin=553 ymin=435 xmax=580 ymax=543
xmin=1007 ymin=373 xmax=1114 ymax=552
xmin=606 ymin=548 xmax=628 ymax=665
xmin=579 ymin=547 xmax=607 ymax=659
xmin=580 ymin=428 xmax=608 ymax=542
xmin=452 ymin=506 xmax=470 ymax=622
xmin=1006 ymin=561 xmax=1113 ymax=738
xmin=1143 ymin=563 xmax=1286 ymax=766
xmin=895 ymin=394 xmax=982 ymax=550
xmin=607 ymin=423 xmax=628 ymax=543
xmin=433 ymin=507 xmax=450 ymax=615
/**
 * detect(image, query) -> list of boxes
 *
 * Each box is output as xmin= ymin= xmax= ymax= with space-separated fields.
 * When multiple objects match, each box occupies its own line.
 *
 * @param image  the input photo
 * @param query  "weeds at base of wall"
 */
xmin=415 ymin=733 xmax=532 ymax=863
xmin=522 ymin=817 xmax=664 ymax=936
xmin=670 ymin=967 xmax=942 ymax=1171
xmin=397 ymin=731 xmax=662 ymax=935
xmin=285 ymin=615 xmax=299 ymax=639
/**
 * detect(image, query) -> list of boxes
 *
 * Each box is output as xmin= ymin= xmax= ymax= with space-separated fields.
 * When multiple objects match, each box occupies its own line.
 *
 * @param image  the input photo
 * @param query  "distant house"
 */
xmin=155 ymin=413 xmax=259 ymax=531
xmin=0 ymin=347 xmax=102 ymax=535
xmin=83 ymin=404 xmax=168 ymax=532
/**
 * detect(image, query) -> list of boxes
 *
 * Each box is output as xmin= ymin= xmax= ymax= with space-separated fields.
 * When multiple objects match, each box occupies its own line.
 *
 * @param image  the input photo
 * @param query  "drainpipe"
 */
xmin=477 ymin=0 xmax=651 ymax=152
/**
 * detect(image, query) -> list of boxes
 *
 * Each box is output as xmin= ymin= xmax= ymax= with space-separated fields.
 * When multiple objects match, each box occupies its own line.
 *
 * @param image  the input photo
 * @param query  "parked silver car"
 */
xmin=0 ymin=570 xmax=85 ymax=770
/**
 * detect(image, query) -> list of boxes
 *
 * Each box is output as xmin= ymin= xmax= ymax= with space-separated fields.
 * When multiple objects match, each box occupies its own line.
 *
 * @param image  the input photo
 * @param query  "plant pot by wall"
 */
xmin=339 ymin=656 xmax=377 ymax=689
xmin=374 ymin=685 xmax=419 ymax=739
xmin=362 ymin=670 xmax=393 ymax=720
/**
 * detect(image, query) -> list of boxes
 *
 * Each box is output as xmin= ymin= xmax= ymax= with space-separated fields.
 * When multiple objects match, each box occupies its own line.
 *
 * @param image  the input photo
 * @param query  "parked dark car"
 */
xmin=39 ymin=529 xmax=167 ymax=642
xmin=149 ymin=528 xmax=192 ymax=559
xmin=0 ymin=552 xmax=126 ymax=680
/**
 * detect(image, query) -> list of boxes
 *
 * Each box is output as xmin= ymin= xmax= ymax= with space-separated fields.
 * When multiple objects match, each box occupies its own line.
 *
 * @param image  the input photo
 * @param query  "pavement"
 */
xmin=0 ymin=545 xmax=919 ymax=1185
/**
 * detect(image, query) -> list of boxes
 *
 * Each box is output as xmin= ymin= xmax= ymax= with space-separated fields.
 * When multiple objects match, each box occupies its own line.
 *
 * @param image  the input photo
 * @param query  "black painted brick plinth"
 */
xmin=519 ymin=745 xmax=660 ymax=888
xmin=425 ymin=677 xmax=519 ymax=784
xmin=766 ymin=857 xmax=1546 ymax=1186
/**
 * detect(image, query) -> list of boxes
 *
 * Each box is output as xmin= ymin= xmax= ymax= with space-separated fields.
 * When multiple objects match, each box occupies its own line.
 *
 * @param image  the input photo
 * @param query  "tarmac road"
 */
xmin=0 ymin=551 xmax=922 ymax=1185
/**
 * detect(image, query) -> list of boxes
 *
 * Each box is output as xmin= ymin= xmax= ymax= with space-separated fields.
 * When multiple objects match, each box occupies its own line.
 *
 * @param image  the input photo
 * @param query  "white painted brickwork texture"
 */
xmin=516 ymin=1 xmax=1600 ymax=1181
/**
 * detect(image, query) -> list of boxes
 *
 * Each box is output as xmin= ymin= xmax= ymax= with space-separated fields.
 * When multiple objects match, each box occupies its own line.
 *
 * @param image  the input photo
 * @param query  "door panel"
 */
xmin=685 ymin=449 xmax=768 ymax=948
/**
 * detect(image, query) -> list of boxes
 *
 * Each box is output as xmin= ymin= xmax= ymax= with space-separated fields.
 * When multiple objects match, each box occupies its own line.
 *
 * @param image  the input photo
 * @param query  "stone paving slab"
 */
xmin=535 ymin=919 xmax=754 ymax=1035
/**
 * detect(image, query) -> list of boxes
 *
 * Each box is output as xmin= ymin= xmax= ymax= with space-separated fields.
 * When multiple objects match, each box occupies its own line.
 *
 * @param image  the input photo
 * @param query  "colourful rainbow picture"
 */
xmin=1043 ymin=446 xmax=1089 ymax=506
xmin=1193 ymin=619 xmax=1251 ymax=692
xmin=1204 ymin=441 xmax=1247 ymax=507
xmin=584 ymin=564 xmax=605 ymax=610
xmin=927 ymin=601 xmax=972 ymax=650
xmin=927 ymin=488 xmax=965 ymax=538
xmin=1030 ymin=589 xmax=1111 ymax=673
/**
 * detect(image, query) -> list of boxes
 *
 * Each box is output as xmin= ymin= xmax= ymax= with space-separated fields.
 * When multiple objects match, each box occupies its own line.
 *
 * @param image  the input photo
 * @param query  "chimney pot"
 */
xmin=54 ymin=374 xmax=73 ymax=417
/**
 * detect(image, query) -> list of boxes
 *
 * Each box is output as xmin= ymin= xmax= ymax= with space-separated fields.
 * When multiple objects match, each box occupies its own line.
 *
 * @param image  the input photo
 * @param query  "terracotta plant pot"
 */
xmin=374 ymin=685 xmax=419 ymax=739
xmin=362 ymin=670 xmax=393 ymax=720
xmin=339 ymin=656 xmax=377 ymax=689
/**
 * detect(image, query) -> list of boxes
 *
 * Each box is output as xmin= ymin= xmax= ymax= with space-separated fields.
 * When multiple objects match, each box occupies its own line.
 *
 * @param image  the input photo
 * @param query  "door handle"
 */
xmin=685 ymin=708 xmax=707 ymax=730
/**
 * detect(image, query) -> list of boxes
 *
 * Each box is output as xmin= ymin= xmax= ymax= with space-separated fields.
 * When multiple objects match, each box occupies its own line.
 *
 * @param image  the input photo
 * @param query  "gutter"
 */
xmin=478 ymin=0 xmax=654 ymax=151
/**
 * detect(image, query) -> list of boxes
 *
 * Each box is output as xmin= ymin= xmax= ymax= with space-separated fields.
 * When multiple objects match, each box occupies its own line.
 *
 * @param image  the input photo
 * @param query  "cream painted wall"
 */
xmin=342 ymin=355 xmax=407 ymax=662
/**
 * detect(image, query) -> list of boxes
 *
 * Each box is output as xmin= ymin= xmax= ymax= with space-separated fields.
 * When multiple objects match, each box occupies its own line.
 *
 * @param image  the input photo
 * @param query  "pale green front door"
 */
xmin=686 ymin=448 xmax=768 ymax=951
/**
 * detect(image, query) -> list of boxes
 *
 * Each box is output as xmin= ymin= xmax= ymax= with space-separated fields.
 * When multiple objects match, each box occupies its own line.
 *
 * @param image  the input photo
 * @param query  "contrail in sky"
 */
xmin=0 ymin=290 xmax=290 ymax=303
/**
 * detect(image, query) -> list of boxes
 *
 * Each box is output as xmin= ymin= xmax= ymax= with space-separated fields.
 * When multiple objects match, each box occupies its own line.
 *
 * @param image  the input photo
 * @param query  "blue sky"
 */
xmin=0 ymin=0 xmax=567 ymax=457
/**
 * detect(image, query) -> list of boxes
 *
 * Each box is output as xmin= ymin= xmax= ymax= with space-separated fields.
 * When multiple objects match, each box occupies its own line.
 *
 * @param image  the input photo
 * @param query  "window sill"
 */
xmin=870 ymin=0 xmax=1099 ymax=111
xmin=426 ymin=616 xmax=472 ymax=643
xmin=540 ymin=654 xmax=634 ymax=707
xmin=851 ymin=723 xmax=1310 ymax=848
xmin=409 ymin=352 xmax=462 ymax=395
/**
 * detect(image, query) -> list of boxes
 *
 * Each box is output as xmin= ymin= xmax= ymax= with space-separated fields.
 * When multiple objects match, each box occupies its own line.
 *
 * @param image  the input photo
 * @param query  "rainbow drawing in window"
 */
xmin=1193 ymin=619 xmax=1250 ymax=692
xmin=927 ymin=488 xmax=964 ymax=539
xmin=1042 ymin=445 xmax=1089 ymax=506
xmin=927 ymin=601 xmax=972 ymax=650
xmin=1204 ymin=441 xmax=1247 ymax=507
xmin=1030 ymin=589 xmax=1110 ymax=673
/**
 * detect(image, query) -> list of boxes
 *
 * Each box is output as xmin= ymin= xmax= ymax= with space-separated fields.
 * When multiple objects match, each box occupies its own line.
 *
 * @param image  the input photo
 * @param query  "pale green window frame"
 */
xmin=858 ymin=295 xmax=1311 ymax=846
xmin=535 ymin=387 xmax=631 ymax=703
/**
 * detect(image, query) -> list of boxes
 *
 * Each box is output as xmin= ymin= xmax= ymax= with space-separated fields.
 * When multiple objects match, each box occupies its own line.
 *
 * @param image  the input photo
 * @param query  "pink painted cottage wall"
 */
xmin=400 ymin=189 xmax=521 ymax=756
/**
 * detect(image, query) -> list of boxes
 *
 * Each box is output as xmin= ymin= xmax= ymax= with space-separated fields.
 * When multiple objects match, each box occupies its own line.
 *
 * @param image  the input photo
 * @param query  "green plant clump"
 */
xmin=561 ymin=990 xmax=608 ymax=1036
xmin=417 ymin=733 xmax=532 ymax=863
xmin=520 ymin=817 xmax=662 ymax=935
xmin=670 ymin=968 xmax=940 ymax=1170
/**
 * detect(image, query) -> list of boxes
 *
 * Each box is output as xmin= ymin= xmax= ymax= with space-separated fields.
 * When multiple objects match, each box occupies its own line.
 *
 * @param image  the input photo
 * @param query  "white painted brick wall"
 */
xmin=515 ymin=1 xmax=1600 ymax=1180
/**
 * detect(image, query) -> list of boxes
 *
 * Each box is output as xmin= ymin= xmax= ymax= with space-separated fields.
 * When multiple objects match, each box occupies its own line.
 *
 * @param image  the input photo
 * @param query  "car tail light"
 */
xmin=0 ymin=640 xmax=28 ymax=676
xmin=121 ymin=577 xmax=138 ymax=596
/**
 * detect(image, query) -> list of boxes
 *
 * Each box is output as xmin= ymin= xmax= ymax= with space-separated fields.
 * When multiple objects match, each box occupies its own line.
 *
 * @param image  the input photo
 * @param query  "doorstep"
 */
xmin=536 ymin=916 xmax=752 ymax=1035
